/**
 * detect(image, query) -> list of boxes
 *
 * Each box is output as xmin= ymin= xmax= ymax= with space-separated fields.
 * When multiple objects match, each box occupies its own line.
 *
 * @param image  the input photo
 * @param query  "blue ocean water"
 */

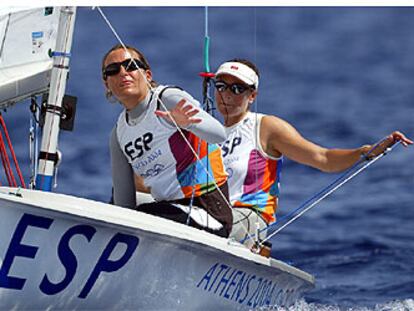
xmin=3 ymin=7 xmax=414 ymax=310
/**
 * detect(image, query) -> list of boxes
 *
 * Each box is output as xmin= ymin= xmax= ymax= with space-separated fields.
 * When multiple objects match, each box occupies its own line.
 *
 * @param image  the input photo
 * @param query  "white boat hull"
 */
xmin=0 ymin=187 xmax=314 ymax=310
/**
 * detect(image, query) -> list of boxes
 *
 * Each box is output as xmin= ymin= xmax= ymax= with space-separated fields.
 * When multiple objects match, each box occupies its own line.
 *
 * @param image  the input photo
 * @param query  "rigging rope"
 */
xmin=95 ymin=7 xmax=222 ymax=198
xmin=185 ymin=3 xmax=212 ymax=223
xmin=252 ymin=8 xmax=261 ymax=246
xmin=95 ymin=8 xmax=407 ymax=255
xmin=0 ymin=132 xmax=15 ymax=186
xmin=29 ymin=96 xmax=40 ymax=189
xmin=197 ymin=7 xmax=257 ymax=245
xmin=240 ymin=138 xmax=402 ymax=244
xmin=0 ymin=114 xmax=26 ymax=188
xmin=94 ymin=7 xmax=260 ymax=243
xmin=199 ymin=7 xmax=216 ymax=116
xmin=203 ymin=7 xmax=211 ymax=75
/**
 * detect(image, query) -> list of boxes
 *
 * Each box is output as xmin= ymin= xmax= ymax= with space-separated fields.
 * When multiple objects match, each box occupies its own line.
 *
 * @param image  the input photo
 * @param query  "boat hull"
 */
xmin=0 ymin=187 xmax=314 ymax=310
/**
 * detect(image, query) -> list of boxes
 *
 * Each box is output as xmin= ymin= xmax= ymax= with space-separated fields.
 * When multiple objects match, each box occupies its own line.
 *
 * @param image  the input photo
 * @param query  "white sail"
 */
xmin=0 ymin=7 xmax=61 ymax=108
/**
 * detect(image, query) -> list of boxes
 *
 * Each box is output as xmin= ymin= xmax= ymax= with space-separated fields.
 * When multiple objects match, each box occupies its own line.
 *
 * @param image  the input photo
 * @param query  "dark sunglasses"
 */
xmin=103 ymin=58 xmax=147 ymax=79
xmin=214 ymin=80 xmax=254 ymax=95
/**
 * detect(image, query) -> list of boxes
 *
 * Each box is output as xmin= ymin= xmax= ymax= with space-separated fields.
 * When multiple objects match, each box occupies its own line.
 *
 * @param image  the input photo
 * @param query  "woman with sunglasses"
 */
xmin=103 ymin=44 xmax=232 ymax=238
xmin=214 ymin=58 xmax=412 ymax=247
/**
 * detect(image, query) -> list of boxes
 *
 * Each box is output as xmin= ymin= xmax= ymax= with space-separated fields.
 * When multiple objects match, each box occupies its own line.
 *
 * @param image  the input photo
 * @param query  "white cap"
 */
xmin=215 ymin=61 xmax=259 ymax=89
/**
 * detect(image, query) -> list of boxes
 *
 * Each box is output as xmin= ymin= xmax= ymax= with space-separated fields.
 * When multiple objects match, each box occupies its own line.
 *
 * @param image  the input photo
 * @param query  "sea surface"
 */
xmin=3 ymin=7 xmax=414 ymax=310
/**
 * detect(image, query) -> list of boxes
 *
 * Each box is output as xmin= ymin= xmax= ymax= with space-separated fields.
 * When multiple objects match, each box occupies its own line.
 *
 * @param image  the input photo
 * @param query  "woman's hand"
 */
xmin=362 ymin=131 xmax=413 ymax=159
xmin=155 ymin=99 xmax=202 ymax=128
xmin=388 ymin=131 xmax=414 ymax=147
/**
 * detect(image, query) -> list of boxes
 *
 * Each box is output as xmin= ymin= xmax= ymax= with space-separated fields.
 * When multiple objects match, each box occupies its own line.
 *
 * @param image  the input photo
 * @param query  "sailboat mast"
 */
xmin=36 ymin=6 xmax=77 ymax=191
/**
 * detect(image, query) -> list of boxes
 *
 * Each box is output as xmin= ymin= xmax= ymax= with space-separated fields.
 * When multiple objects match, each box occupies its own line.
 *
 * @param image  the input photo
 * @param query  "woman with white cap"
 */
xmin=214 ymin=58 xmax=412 ymax=247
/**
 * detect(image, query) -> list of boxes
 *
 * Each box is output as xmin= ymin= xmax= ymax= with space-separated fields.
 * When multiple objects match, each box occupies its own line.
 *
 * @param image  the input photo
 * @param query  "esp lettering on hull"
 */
xmin=0 ymin=213 xmax=139 ymax=298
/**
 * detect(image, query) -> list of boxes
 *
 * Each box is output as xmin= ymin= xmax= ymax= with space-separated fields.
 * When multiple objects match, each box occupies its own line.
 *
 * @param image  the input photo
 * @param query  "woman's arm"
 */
xmin=155 ymin=88 xmax=226 ymax=144
xmin=261 ymin=115 xmax=412 ymax=173
xmin=134 ymin=174 xmax=150 ymax=193
xmin=110 ymin=127 xmax=137 ymax=208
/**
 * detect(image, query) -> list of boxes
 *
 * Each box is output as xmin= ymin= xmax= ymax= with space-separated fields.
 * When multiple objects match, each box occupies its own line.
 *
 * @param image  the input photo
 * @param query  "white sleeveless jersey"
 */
xmin=116 ymin=85 xmax=226 ymax=201
xmin=221 ymin=112 xmax=283 ymax=223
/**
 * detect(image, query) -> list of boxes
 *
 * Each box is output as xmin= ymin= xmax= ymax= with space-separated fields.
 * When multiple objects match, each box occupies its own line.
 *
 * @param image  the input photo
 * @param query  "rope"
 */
xmin=197 ymin=7 xmax=257 ymax=246
xmin=0 ymin=115 xmax=26 ymax=188
xmin=252 ymin=139 xmax=402 ymax=244
xmin=95 ymin=7 xmax=243 ymax=238
xmin=199 ymin=7 xmax=216 ymax=115
xmin=0 ymin=132 xmax=15 ymax=186
xmin=95 ymin=7 xmax=129 ymax=50
xmin=186 ymin=140 xmax=202 ymax=225
xmin=200 ymin=5 xmax=212 ymax=200
xmin=252 ymin=8 xmax=261 ymax=246
xmin=29 ymin=96 xmax=40 ymax=189
xmin=203 ymin=7 xmax=210 ymax=74
xmin=96 ymin=8 xmax=217 ymax=194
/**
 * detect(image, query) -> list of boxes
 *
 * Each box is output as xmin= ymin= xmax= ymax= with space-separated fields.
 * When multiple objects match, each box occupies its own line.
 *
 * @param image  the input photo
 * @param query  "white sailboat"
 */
xmin=0 ymin=7 xmax=315 ymax=309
